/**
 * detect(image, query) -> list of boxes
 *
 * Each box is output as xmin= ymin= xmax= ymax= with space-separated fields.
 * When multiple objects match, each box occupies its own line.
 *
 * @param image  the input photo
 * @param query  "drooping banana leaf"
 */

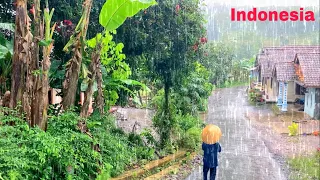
xmin=119 ymin=79 xmax=151 ymax=92
xmin=81 ymin=81 xmax=98 ymax=92
xmin=99 ymin=0 xmax=157 ymax=31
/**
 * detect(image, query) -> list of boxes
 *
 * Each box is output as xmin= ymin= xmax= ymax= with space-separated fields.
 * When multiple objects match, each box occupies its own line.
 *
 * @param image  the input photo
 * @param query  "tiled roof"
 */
xmin=260 ymin=61 xmax=273 ymax=77
xmin=257 ymin=46 xmax=320 ymax=79
xmin=295 ymin=53 xmax=320 ymax=87
xmin=274 ymin=62 xmax=295 ymax=81
xmin=262 ymin=46 xmax=320 ymax=54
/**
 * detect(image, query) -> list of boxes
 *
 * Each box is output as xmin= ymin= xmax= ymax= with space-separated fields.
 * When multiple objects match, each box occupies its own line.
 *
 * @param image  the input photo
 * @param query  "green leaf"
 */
xmin=0 ymin=44 xmax=9 ymax=59
xmin=81 ymin=64 xmax=90 ymax=79
xmin=0 ymin=23 xmax=15 ymax=32
xmin=39 ymin=39 xmax=53 ymax=47
xmin=5 ymin=40 xmax=13 ymax=55
xmin=80 ymin=81 xmax=98 ymax=92
xmin=99 ymin=0 xmax=157 ymax=31
xmin=120 ymin=79 xmax=150 ymax=92
xmin=87 ymin=33 xmax=102 ymax=48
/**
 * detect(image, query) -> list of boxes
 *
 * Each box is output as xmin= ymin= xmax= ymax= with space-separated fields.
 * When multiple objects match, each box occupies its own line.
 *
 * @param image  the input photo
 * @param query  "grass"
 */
xmin=271 ymin=104 xmax=281 ymax=115
xmin=288 ymin=152 xmax=320 ymax=180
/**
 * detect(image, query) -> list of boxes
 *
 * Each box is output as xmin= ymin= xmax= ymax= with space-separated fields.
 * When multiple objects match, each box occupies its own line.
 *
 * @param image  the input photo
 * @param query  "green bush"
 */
xmin=89 ymin=115 xmax=155 ymax=177
xmin=0 ymin=111 xmax=101 ymax=180
xmin=176 ymin=113 xmax=203 ymax=132
xmin=178 ymin=127 xmax=202 ymax=150
xmin=0 ymin=109 xmax=154 ymax=179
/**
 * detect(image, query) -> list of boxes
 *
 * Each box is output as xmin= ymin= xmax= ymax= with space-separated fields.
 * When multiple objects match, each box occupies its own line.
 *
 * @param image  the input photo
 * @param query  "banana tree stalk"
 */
xmin=62 ymin=0 xmax=93 ymax=110
xmin=96 ymin=61 xmax=105 ymax=115
xmin=10 ymin=0 xmax=32 ymax=112
xmin=80 ymin=42 xmax=101 ymax=118
xmin=31 ymin=4 xmax=55 ymax=130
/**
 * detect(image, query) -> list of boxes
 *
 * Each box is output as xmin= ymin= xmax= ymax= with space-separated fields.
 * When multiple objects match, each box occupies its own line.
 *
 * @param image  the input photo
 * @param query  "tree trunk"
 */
xmin=31 ymin=4 xmax=55 ymax=130
xmin=138 ymin=90 xmax=143 ymax=105
xmin=96 ymin=62 xmax=105 ymax=115
xmin=80 ymin=45 xmax=101 ymax=118
xmin=10 ymin=0 xmax=32 ymax=113
xmin=62 ymin=0 xmax=93 ymax=110
xmin=29 ymin=0 xmax=42 ymax=127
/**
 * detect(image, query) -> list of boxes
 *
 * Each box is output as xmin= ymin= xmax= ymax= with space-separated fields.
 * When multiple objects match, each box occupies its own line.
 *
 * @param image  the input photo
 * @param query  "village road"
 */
xmin=185 ymin=87 xmax=287 ymax=180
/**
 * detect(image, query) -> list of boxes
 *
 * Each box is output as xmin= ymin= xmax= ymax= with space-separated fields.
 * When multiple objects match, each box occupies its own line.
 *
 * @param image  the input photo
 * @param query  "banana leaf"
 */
xmin=99 ymin=0 xmax=157 ymax=31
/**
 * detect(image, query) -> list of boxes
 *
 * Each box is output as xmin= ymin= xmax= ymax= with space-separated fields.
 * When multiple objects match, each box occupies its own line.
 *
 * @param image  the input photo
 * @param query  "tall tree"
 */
xmin=116 ymin=0 xmax=206 ymax=145
xmin=30 ymin=1 xmax=55 ymax=130
xmin=10 ymin=0 xmax=32 ymax=112
xmin=80 ymin=0 xmax=157 ymax=116
xmin=62 ymin=0 xmax=93 ymax=110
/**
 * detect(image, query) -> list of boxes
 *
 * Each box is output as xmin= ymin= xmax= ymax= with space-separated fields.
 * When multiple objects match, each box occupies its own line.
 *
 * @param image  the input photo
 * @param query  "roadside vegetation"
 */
xmin=288 ymin=151 xmax=320 ymax=180
xmin=0 ymin=0 xmax=251 ymax=179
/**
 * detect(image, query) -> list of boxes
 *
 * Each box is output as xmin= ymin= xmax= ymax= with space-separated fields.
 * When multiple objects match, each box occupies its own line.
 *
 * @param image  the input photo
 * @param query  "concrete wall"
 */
xmin=304 ymin=88 xmax=320 ymax=119
xmin=272 ymin=78 xmax=278 ymax=100
xmin=287 ymin=81 xmax=296 ymax=102
xmin=264 ymin=78 xmax=276 ymax=102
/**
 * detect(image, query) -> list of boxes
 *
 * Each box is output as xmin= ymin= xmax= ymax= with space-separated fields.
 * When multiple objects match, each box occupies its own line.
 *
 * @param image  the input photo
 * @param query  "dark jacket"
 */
xmin=202 ymin=142 xmax=221 ymax=168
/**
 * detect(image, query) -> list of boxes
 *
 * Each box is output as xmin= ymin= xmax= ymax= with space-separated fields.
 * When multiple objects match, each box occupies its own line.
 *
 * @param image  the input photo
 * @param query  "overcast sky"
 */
xmin=204 ymin=0 xmax=319 ymax=7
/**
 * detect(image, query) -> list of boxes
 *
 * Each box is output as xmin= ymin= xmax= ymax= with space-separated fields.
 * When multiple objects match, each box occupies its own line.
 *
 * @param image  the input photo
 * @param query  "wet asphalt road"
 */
xmin=185 ymin=87 xmax=286 ymax=180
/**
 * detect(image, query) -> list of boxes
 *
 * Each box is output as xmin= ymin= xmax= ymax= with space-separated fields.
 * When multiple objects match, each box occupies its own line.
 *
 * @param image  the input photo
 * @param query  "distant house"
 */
xmin=255 ymin=46 xmax=320 ymax=111
xmin=294 ymin=53 xmax=320 ymax=120
xmin=48 ymin=89 xmax=93 ymax=114
xmin=272 ymin=62 xmax=305 ymax=111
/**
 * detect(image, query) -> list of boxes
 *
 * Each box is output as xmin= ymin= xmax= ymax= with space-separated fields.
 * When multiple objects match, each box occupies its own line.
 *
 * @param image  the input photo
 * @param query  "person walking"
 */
xmin=202 ymin=142 xmax=222 ymax=180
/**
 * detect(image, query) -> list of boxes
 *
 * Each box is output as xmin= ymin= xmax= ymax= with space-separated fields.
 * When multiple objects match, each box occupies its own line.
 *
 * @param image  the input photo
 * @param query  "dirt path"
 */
xmin=185 ymin=87 xmax=287 ymax=180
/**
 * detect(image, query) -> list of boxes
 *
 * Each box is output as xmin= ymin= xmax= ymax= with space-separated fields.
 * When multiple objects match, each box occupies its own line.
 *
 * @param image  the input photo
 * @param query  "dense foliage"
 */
xmin=0 ymin=108 xmax=155 ymax=179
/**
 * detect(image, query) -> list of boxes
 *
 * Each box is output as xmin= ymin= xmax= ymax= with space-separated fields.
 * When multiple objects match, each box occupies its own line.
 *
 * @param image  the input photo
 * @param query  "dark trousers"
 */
xmin=203 ymin=166 xmax=217 ymax=180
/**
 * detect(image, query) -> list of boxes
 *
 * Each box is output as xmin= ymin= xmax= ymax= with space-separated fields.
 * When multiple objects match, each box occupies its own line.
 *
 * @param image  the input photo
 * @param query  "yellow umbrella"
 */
xmin=201 ymin=124 xmax=222 ymax=144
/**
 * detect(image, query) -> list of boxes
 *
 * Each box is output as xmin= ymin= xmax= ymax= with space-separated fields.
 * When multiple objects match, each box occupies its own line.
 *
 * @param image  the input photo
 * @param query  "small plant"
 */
xmin=288 ymin=151 xmax=320 ymax=180
xmin=288 ymin=122 xmax=299 ymax=136
xmin=179 ymin=127 xmax=202 ymax=150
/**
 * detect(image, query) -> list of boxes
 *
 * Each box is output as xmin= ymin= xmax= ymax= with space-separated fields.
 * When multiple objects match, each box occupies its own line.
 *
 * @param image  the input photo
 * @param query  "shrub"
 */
xmin=0 ymin=110 xmax=101 ymax=180
xmin=288 ymin=122 xmax=299 ymax=136
xmin=176 ymin=113 xmax=203 ymax=132
xmin=179 ymin=127 xmax=202 ymax=150
xmin=0 ymin=109 xmax=154 ymax=179
xmin=89 ymin=115 xmax=154 ymax=177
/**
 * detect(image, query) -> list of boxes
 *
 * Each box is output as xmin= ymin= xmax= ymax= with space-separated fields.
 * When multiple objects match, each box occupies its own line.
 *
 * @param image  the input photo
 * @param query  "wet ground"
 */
xmin=185 ymin=87 xmax=287 ymax=180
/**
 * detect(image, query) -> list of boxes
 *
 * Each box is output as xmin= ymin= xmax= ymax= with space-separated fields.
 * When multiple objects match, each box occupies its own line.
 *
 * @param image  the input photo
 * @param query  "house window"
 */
xmin=295 ymin=84 xmax=305 ymax=95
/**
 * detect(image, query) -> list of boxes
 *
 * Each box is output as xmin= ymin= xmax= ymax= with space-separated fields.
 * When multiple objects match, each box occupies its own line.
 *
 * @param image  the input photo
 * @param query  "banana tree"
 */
xmin=10 ymin=0 xmax=32 ymax=110
xmin=31 ymin=3 xmax=56 ymax=130
xmin=62 ymin=0 xmax=93 ymax=110
xmin=79 ymin=0 xmax=156 ymax=117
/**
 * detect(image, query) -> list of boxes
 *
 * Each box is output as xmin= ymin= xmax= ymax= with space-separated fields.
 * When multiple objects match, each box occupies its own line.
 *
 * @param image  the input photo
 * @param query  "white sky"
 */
xmin=204 ymin=0 xmax=319 ymax=7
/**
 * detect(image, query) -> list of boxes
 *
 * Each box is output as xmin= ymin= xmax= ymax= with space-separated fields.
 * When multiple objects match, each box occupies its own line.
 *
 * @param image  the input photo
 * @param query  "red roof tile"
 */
xmin=257 ymin=46 xmax=320 ymax=79
xmin=274 ymin=62 xmax=295 ymax=81
xmin=295 ymin=53 xmax=320 ymax=87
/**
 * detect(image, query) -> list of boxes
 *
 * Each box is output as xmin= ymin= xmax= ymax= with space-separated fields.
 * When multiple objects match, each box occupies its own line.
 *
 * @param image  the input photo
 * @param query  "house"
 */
xmin=272 ymin=62 xmax=304 ymax=111
xmin=48 ymin=88 xmax=93 ymax=114
xmin=294 ymin=53 xmax=320 ymax=120
xmin=255 ymin=46 xmax=320 ymax=108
